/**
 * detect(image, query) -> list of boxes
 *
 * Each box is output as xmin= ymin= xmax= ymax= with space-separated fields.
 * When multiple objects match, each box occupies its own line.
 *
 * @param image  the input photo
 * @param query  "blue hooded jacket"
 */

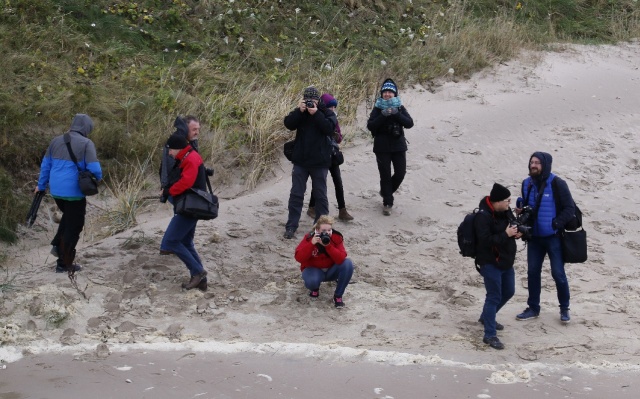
xmin=521 ymin=151 xmax=575 ymax=237
xmin=37 ymin=114 xmax=102 ymax=199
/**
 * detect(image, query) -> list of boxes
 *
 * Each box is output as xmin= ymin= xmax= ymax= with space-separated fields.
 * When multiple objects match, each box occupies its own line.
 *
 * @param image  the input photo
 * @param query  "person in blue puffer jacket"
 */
xmin=514 ymin=151 xmax=575 ymax=324
xmin=36 ymin=114 xmax=102 ymax=274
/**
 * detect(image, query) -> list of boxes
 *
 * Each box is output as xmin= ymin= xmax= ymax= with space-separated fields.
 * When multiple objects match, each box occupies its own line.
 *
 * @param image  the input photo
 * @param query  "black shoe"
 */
xmin=309 ymin=290 xmax=319 ymax=298
xmin=479 ymin=318 xmax=504 ymax=331
xmin=283 ymin=228 xmax=295 ymax=239
xmin=50 ymin=245 xmax=59 ymax=258
xmin=483 ymin=336 xmax=504 ymax=350
xmin=55 ymin=264 xmax=82 ymax=273
xmin=333 ymin=296 xmax=345 ymax=308
xmin=197 ymin=278 xmax=208 ymax=292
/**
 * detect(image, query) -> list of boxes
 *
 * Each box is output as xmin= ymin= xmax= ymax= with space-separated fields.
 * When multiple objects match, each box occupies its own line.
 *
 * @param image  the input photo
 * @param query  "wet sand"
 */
xmin=1 ymin=348 xmax=637 ymax=399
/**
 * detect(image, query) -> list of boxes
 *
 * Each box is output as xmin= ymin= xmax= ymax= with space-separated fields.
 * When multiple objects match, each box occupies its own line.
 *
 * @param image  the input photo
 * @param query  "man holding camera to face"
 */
xmin=295 ymin=215 xmax=354 ymax=308
xmin=283 ymin=86 xmax=337 ymax=239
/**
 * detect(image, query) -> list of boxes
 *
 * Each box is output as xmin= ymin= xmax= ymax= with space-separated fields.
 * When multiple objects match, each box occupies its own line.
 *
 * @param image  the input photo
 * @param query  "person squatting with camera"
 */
xmin=515 ymin=151 xmax=576 ymax=323
xmin=36 ymin=113 xmax=103 ymax=274
xmin=306 ymin=93 xmax=354 ymax=222
xmin=474 ymin=183 xmax=522 ymax=350
xmin=367 ymin=78 xmax=414 ymax=216
xmin=160 ymin=132 xmax=209 ymax=291
xmin=294 ymin=215 xmax=354 ymax=308
xmin=283 ymin=86 xmax=337 ymax=239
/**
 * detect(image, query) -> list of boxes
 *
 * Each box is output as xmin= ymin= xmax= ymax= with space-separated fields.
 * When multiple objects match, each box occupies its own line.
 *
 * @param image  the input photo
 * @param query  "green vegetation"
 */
xmin=1 ymin=0 xmax=638 ymax=242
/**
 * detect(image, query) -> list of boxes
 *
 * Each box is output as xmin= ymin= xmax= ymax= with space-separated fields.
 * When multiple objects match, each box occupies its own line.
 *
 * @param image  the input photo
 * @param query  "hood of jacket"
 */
xmin=68 ymin=114 xmax=94 ymax=137
xmin=173 ymin=116 xmax=189 ymax=138
xmin=529 ymin=151 xmax=553 ymax=184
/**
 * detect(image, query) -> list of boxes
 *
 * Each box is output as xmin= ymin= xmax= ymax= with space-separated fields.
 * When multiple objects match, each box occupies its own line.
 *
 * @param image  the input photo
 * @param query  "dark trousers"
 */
xmin=286 ymin=164 xmax=328 ymax=231
xmin=375 ymin=151 xmax=406 ymax=206
xmin=480 ymin=264 xmax=515 ymax=338
xmin=526 ymin=234 xmax=570 ymax=312
xmin=52 ymin=198 xmax=86 ymax=267
xmin=309 ymin=163 xmax=346 ymax=210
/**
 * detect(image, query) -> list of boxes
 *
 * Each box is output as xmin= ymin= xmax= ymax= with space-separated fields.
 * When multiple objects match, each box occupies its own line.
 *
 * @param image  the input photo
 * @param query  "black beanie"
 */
xmin=489 ymin=183 xmax=511 ymax=202
xmin=166 ymin=134 xmax=188 ymax=150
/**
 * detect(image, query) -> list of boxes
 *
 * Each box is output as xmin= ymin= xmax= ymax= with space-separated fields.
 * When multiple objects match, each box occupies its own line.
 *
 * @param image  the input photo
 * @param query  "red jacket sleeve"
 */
xmin=295 ymin=234 xmax=316 ymax=264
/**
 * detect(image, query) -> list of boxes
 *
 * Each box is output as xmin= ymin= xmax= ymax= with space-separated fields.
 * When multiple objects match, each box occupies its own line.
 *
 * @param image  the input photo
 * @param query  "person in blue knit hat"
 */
xmin=366 ymin=78 xmax=414 ymax=216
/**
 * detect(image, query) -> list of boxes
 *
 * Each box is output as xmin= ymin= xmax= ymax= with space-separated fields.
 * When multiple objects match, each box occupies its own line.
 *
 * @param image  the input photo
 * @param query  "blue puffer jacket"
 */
xmin=38 ymin=114 xmax=103 ymax=199
xmin=522 ymin=151 xmax=575 ymax=237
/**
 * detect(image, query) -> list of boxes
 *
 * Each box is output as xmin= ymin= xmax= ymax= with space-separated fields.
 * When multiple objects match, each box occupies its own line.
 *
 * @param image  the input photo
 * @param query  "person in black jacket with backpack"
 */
xmin=366 ymin=78 xmax=414 ymax=216
xmin=474 ymin=183 xmax=521 ymax=350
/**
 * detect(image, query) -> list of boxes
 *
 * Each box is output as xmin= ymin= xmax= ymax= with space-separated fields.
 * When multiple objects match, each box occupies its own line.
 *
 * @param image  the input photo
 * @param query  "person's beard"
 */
xmin=529 ymin=167 xmax=541 ymax=177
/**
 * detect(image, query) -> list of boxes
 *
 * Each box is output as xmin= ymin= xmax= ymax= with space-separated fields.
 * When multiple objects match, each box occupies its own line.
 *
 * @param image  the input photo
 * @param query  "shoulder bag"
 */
xmin=174 ymin=168 xmax=219 ymax=220
xmin=64 ymin=133 xmax=99 ymax=196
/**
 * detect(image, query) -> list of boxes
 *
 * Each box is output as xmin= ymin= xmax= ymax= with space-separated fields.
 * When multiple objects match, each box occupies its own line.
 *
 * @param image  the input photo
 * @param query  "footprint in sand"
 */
xmin=263 ymin=199 xmax=282 ymax=207
xmin=426 ymin=154 xmax=446 ymax=163
xmin=592 ymin=220 xmax=624 ymax=236
xmin=621 ymin=213 xmax=639 ymax=221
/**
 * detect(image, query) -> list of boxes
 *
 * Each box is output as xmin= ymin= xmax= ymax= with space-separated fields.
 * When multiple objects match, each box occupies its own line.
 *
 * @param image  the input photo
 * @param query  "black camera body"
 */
xmin=318 ymin=232 xmax=331 ymax=245
xmin=510 ymin=205 xmax=534 ymax=240
xmin=160 ymin=194 xmax=168 ymax=203
xmin=305 ymin=100 xmax=315 ymax=108
xmin=388 ymin=122 xmax=402 ymax=138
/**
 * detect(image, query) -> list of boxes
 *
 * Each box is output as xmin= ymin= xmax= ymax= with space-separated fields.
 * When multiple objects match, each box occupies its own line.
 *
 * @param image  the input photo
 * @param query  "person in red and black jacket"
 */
xmin=294 ymin=215 xmax=354 ymax=308
xmin=160 ymin=133 xmax=208 ymax=291
xmin=474 ymin=183 xmax=522 ymax=350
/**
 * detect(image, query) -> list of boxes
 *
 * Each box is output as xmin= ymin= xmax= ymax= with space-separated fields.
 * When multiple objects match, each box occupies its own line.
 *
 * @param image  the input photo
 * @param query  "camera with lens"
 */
xmin=318 ymin=232 xmax=331 ymax=245
xmin=305 ymin=100 xmax=315 ymax=108
xmin=160 ymin=194 xmax=168 ymax=203
xmin=388 ymin=122 xmax=402 ymax=138
xmin=205 ymin=167 xmax=214 ymax=177
xmin=510 ymin=205 xmax=533 ymax=240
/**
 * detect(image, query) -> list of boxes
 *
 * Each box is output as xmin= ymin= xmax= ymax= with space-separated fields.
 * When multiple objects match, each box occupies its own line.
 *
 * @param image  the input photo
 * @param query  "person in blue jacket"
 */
xmin=515 ymin=151 xmax=575 ymax=323
xmin=36 ymin=114 xmax=102 ymax=273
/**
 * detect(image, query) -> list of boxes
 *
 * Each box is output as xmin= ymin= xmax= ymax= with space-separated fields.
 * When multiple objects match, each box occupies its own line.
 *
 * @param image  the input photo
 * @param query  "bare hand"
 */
xmin=506 ymin=225 xmax=518 ymax=237
xmin=311 ymin=233 xmax=322 ymax=245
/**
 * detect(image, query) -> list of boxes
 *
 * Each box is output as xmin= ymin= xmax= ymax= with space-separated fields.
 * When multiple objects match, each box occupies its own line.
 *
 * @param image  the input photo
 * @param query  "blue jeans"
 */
xmin=480 ymin=264 xmax=515 ymax=338
xmin=161 ymin=213 xmax=205 ymax=277
xmin=526 ymin=234 xmax=570 ymax=312
xmin=286 ymin=164 xmax=329 ymax=231
xmin=301 ymin=258 xmax=354 ymax=297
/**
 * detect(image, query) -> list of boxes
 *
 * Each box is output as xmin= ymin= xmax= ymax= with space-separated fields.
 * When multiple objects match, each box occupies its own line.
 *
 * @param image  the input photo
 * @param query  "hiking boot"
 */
xmin=478 ymin=318 xmax=504 ymax=331
xmin=50 ymin=245 xmax=59 ymax=258
xmin=306 ymin=207 xmax=316 ymax=219
xmin=560 ymin=308 xmax=570 ymax=323
xmin=516 ymin=308 xmax=540 ymax=320
xmin=182 ymin=271 xmax=207 ymax=290
xmin=333 ymin=296 xmax=345 ymax=308
xmin=197 ymin=278 xmax=208 ymax=292
xmin=338 ymin=208 xmax=354 ymax=221
xmin=55 ymin=264 xmax=82 ymax=273
xmin=283 ymin=228 xmax=295 ymax=239
xmin=382 ymin=205 xmax=392 ymax=216
xmin=483 ymin=336 xmax=505 ymax=350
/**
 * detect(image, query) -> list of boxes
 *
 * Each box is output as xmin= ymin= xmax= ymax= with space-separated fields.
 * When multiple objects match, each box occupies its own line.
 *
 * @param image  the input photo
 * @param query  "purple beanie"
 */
xmin=321 ymin=93 xmax=338 ymax=108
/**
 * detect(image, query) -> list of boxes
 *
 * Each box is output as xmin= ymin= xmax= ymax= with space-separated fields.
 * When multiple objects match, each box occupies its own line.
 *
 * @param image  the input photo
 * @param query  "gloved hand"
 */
xmin=389 ymin=107 xmax=399 ymax=115
xmin=381 ymin=108 xmax=392 ymax=116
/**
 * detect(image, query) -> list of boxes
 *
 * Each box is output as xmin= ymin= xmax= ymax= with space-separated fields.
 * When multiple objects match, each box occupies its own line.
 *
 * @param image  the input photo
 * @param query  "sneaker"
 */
xmin=55 ymin=264 xmax=82 ymax=273
xmin=306 ymin=207 xmax=316 ymax=219
xmin=478 ymin=318 xmax=504 ymax=331
xmin=333 ymin=296 xmax=345 ymax=308
xmin=283 ymin=228 xmax=295 ymax=239
xmin=483 ymin=336 xmax=505 ymax=350
xmin=560 ymin=308 xmax=570 ymax=323
xmin=50 ymin=245 xmax=59 ymax=258
xmin=382 ymin=205 xmax=392 ymax=216
xmin=309 ymin=290 xmax=319 ymax=298
xmin=516 ymin=308 xmax=540 ymax=320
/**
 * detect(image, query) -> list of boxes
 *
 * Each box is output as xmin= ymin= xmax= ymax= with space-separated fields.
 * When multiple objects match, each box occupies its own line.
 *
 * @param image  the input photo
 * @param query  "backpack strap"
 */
xmin=63 ymin=133 xmax=82 ymax=172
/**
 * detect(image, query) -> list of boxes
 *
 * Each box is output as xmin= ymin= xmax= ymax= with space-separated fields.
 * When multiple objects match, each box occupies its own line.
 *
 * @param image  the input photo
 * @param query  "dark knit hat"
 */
xmin=380 ymin=79 xmax=398 ymax=95
xmin=303 ymin=86 xmax=320 ymax=101
xmin=320 ymin=93 xmax=338 ymax=108
xmin=489 ymin=183 xmax=511 ymax=202
xmin=166 ymin=134 xmax=188 ymax=150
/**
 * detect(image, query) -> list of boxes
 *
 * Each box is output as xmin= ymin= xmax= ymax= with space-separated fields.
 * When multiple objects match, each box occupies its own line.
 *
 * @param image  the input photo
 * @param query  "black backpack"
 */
xmin=457 ymin=209 xmax=482 ymax=258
